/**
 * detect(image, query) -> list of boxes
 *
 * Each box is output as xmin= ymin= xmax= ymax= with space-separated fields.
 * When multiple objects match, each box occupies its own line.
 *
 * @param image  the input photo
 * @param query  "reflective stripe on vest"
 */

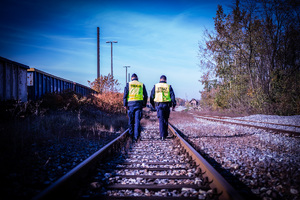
xmin=127 ymin=80 xmax=143 ymax=101
xmin=154 ymin=83 xmax=171 ymax=102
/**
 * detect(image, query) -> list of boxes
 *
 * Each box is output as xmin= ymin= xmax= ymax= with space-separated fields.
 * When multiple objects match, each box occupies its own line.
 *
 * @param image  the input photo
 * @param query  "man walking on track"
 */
xmin=123 ymin=73 xmax=148 ymax=142
xmin=150 ymin=75 xmax=176 ymax=140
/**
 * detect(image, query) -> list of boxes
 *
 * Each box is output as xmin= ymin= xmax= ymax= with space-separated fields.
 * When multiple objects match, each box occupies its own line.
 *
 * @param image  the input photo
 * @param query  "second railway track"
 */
xmin=34 ymin=124 xmax=244 ymax=200
xmin=194 ymin=114 xmax=300 ymax=137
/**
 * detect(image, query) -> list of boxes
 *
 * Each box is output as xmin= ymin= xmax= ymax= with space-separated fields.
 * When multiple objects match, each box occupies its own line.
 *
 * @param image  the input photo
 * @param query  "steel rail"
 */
xmin=195 ymin=115 xmax=299 ymax=136
xmin=33 ymin=129 xmax=129 ymax=200
xmin=34 ymin=124 xmax=245 ymax=200
xmin=202 ymin=115 xmax=300 ymax=128
xmin=168 ymin=123 xmax=245 ymax=200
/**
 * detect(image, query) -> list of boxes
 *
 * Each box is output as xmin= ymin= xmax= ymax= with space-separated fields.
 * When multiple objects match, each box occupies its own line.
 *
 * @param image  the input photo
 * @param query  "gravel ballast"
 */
xmin=170 ymin=112 xmax=300 ymax=200
xmin=2 ymin=110 xmax=299 ymax=200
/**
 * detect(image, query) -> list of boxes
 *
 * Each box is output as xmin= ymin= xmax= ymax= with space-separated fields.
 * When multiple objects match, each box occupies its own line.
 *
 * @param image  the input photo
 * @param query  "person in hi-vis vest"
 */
xmin=123 ymin=73 xmax=148 ymax=142
xmin=150 ymin=75 xmax=176 ymax=140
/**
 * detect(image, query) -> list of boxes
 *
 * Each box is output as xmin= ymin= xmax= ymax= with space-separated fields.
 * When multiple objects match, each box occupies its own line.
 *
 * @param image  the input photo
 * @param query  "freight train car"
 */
xmin=27 ymin=68 xmax=93 ymax=100
xmin=0 ymin=56 xmax=94 ymax=102
xmin=0 ymin=56 xmax=29 ymax=102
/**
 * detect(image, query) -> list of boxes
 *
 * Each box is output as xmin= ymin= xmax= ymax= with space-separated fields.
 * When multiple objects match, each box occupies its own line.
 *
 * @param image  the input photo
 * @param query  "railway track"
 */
xmin=194 ymin=114 xmax=300 ymax=137
xmin=33 ymin=124 xmax=244 ymax=200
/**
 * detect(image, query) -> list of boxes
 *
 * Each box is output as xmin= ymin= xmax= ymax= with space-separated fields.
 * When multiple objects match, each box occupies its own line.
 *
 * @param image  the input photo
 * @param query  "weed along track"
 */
xmin=34 ymin=124 xmax=243 ymax=200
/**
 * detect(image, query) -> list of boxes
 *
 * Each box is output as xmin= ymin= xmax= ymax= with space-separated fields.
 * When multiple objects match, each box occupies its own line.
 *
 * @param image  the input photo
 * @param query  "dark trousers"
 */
xmin=156 ymin=103 xmax=170 ymax=138
xmin=128 ymin=106 xmax=142 ymax=139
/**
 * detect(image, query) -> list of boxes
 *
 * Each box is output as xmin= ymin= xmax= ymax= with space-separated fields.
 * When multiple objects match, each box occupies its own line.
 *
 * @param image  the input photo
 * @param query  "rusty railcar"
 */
xmin=0 ymin=56 xmax=29 ymax=102
xmin=27 ymin=68 xmax=93 ymax=100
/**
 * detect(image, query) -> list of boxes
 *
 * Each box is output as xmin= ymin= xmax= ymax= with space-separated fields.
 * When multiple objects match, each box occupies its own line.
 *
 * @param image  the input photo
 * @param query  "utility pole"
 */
xmin=106 ymin=41 xmax=118 ymax=77
xmin=97 ymin=27 xmax=100 ymax=79
xmin=123 ymin=66 xmax=130 ymax=84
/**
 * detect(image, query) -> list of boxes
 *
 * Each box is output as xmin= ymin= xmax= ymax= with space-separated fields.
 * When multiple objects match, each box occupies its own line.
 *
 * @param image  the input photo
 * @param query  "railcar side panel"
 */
xmin=0 ymin=56 xmax=29 ymax=102
xmin=1 ymin=57 xmax=93 ymax=102
xmin=27 ymin=68 xmax=93 ymax=100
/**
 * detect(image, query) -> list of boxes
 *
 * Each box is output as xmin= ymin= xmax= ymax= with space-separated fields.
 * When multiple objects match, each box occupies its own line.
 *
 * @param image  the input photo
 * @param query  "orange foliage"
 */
xmin=91 ymin=92 xmax=125 ymax=114
xmin=88 ymin=74 xmax=125 ymax=114
xmin=88 ymin=74 xmax=119 ymax=93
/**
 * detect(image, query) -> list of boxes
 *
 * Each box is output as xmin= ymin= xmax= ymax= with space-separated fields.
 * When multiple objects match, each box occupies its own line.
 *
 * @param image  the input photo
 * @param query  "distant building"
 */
xmin=189 ymin=98 xmax=198 ymax=107
xmin=176 ymin=98 xmax=186 ymax=106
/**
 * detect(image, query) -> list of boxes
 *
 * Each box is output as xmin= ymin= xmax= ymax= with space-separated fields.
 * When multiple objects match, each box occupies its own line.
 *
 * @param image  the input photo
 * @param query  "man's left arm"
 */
xmin=143 ymin=84 xmax=148 ymax=107
xmin=169 ymin=85 xmax=176 ymax=110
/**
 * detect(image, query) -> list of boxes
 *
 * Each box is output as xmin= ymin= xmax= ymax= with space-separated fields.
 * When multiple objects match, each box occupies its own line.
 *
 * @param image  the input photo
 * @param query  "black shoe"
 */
xmin=161 ymin=137 xmax=165 ymax=140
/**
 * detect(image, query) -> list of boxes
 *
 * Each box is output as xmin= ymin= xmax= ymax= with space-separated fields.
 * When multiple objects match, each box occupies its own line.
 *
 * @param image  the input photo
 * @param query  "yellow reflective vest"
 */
xmin=154 ymin=82 xmax=171 ymax=102
xmin=127 ymin=80 xmax=143 ymax=101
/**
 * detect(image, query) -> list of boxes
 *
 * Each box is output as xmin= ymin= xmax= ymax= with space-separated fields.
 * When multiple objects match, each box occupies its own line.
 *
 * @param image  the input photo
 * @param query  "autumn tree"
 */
xmin=199 ymin=0 xmax=300 ymax=115
xmin=88 ymin=74 xmax=124 ymax=113
xmin=88 ymin=74 xmax=120 ymax=93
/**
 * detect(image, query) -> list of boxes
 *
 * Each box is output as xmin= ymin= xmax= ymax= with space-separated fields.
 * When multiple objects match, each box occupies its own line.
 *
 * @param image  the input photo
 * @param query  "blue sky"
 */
xmin=0 ymin=0 xmax=232 ymax=100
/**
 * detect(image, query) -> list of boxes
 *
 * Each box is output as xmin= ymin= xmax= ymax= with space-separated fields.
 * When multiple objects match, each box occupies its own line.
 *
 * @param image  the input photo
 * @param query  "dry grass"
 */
xmin=0 ymin=91 xmax=127 ymax=153
xmin=92 ymin=92 xmax=125 ymax=114
xmin=0 ymin=90 xmax=129 ymax=199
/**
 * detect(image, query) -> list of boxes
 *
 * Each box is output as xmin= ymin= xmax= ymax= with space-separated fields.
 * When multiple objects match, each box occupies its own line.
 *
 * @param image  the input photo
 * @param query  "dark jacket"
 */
xmin=150 ymin=81 xmax=176 ymax=108
xmin=123 ymin=79 xmax=148 ymax=108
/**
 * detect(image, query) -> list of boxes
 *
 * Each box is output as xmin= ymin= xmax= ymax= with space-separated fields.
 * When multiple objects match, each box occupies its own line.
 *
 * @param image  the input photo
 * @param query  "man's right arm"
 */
xmin=150 ymin=85 xmax=155 ymax=108
xmin=123 ymin=83 xmax=129 ymax=108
